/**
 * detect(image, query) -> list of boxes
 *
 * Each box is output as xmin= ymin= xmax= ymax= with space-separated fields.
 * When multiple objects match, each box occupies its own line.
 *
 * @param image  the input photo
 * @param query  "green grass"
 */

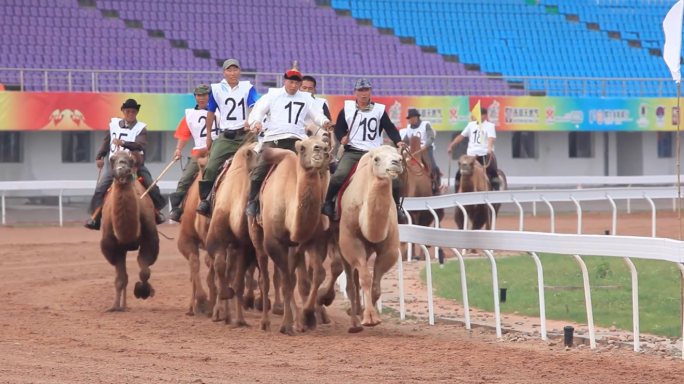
xmin=423 ymin=254 xmax=684 ymax=337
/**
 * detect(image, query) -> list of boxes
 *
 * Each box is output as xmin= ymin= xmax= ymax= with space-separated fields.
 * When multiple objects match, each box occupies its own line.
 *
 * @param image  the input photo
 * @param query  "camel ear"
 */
xmin=295 ymin=140 xmax=302 ymax=153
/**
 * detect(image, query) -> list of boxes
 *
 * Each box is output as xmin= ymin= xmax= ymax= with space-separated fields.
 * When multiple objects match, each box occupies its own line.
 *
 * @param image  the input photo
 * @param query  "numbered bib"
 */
xmin=211 ymin=80 xmax=252 ymax=131
xmin=185 ymin=109 xmax=220 ymax=150
xmin=108 ymin=118 xmax=146 ymax=157
xmin=344 ymin=100 xmax=385 ymax=152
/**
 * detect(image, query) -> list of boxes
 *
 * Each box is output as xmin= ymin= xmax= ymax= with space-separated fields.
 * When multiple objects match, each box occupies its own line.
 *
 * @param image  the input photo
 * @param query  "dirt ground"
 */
xmin=2 ymin=213 xmax=684 ymax=383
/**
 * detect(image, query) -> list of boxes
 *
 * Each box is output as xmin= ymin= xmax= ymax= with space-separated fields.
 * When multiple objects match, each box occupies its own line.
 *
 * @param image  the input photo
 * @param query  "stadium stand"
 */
xmin=0 ymin=0 xmax=514 ymax=95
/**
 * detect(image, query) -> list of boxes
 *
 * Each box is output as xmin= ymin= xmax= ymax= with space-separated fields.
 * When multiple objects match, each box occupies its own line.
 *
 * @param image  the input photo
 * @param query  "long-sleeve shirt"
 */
xmin=402 ymin=119 xmax=436 ymax=147
xmin=334 ymin=101 xmax=403 ymax=148
xmin=96 ymin=119 xmax=148 ymax=162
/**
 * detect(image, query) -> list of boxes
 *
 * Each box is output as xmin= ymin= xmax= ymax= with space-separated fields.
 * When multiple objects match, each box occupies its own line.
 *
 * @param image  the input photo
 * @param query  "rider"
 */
xmin=85 ymin=98 xmax=167 ymax=230
xmin=244 ymin=62 xmax=334 ymax=217
xmin=301 ymin=75 xmax=332 ymax=122
xmin=447 ymin=107 xmax=501 ymax=191
xmin=403 ymin=108 xmax=441 ymax=195
xmin=321 ymin=78 xmax=408 ymax=223
xmin=168 ymin=84 xmax=220 ymax=222
xmin=195 ymin=59 xmax=259 ymax=217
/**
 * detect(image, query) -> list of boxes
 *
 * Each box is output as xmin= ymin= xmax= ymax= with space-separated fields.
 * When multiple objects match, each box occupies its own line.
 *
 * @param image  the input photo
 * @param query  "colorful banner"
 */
xmin=0 ymin=91 xmax=682 ymax=132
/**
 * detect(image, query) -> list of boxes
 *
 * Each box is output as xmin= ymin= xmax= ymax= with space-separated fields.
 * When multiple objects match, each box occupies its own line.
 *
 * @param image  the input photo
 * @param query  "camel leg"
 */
xmin=252 ymin=224 xmax=272 ymax=331
xmin=243 ymin=260 xmax=256 ymax=310
xmin=301 ymin=237 xmax=328 ymax=331
xmin=204 ymin=253 xmax=216 ymax=319
xmin=134 ymin=251 xmax=155 ymax=301
xmin=108 ymin=252 xmax=128 ymax=312
xmin=265 ymin=240 xmax=297 ymax=335
xmin=295 ymin=250 xmax=311 ymax=304
xmin=341 ymin=258 xmax=363 ymax=333
xmin=211 ymin=244 xmax=234 ymax=324
xmin=339 ymin=234 xmax=378 ymax=327
xmin=317 ymin=231 xmax=343 ymax=307
xmin=178 ymin=238 xmax=208 ymax=316
xmin=231 ymin=247 xmax=250 ymax=327
xmin=371 ymin=243 xmax=400 ymax=308
xmin=272 ymin=264 xmax=284 ymax=316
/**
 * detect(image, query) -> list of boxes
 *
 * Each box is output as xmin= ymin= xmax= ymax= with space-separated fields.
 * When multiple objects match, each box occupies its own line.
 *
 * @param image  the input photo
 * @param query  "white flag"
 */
xmin=663 ymin=0 xmax=684 ymax=83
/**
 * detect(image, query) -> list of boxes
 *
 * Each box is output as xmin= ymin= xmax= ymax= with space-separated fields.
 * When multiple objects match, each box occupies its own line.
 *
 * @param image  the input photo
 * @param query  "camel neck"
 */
xmin=291 ymin=168 xmax=324 ymax=243
xmin=361 ymin=175 xmax=393 ymax=242
xmin=110 ymin=181 xmax=141 ymax=244
xmin=459 ymin=174 xmax=476 ymax=192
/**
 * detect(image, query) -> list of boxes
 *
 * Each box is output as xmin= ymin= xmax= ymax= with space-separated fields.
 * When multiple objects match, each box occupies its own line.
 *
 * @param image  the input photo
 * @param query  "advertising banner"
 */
xmin=0 ymin=91 xmax=681 ymax=132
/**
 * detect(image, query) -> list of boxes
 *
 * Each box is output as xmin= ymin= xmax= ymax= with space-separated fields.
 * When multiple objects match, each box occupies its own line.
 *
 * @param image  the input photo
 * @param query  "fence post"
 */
xmin=1 ymin=191 xmax=5 ymax=225
xmin=426 ymin=204 xmax=441 ymax=263
xmin=483 ymin=250 xmax=502 ymax=339
xmin=485 ymin=198 xmax=496 ymax=230
xmin=58 ymin=189 xmax=63 ymax=227
xmin=402 ymin=206 xmax=413 ymax=263
xmin=675 ymin=263 xmax=684 ymax=360
xmin=541 ymin=196 xmax=554 ymax=233
xmin=528 ymin=252 xmax=547 ymax=341
xmin=418 ymin=244 xmax=435 ymax=325
xmin=512 ymin=197 xmax=524 ymax=231
xmin=455 ymin=201 xmax=469 ymax=255
xmin=571 ymin=196 xmax=582 ymax=234
xmin=450 ymin=247 xmax=470 ymax=330
xmin=644 ymin=193 xmax=656 ymax=237
xmin=572 ymin=254 xmax=596 ymax=349
xmin=396 ymin=248 xmax=406 ymax=320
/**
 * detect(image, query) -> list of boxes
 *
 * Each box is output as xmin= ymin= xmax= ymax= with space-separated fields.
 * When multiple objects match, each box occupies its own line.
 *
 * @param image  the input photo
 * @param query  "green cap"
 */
xmin=193 ymin=84 xmax=211 ymax=95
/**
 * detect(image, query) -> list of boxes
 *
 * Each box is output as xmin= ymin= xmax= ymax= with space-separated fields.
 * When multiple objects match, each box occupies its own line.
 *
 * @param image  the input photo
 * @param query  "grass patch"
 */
xmin=423 ymin=254 xmax=684 ymax=337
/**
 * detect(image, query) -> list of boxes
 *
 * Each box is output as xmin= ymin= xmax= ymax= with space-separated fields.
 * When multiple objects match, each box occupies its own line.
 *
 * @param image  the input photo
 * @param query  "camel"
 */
xmin=100 ymin=150 xmax=159 ymax=312
xmin=317 ymin=145 xmax=403 ymax=332
xmin=248 ymin=136 xmax=331 ymax=335
xmin=204 ymin=142 xmax=260 ymax=326
xmin=454 ymin=154 xmax=508 ymax=234
xmin=401 ymin=135 xmax=445 ymax=261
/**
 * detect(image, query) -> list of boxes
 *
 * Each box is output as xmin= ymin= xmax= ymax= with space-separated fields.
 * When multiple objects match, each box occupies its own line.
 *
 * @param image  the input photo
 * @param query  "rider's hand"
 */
xmin=447 ymin=146 xmax=453 ymax=154
xmin=487 ymin=149 xmax=493 ymax=157
xmin=244 ymin=120 xmax=251 ymax=132
xmin=112 ymin=138 xmax=124 ymax=147
xmin=252 ymin=122 xmax=262 ymax=134
xmin=173 ymin=148 xmax=182 ymax=160
xmin=96 ymin=159 xmax=104 ymax=169
xmin=396 ymin=141 xmax=407 ymax=149
xmin=323 ymin=121 xmax=334 ymax=131
xmin=340 ymin=136 xmax=349 ymax=145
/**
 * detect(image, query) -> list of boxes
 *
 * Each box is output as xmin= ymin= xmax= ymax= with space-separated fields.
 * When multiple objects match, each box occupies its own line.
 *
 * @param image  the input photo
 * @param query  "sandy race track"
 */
xmin=2 ymin=221 xmax=684 ymax=383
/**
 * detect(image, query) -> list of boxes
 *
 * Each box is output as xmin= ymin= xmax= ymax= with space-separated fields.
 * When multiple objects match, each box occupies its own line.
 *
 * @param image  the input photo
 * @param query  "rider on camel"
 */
xmin=402 ymin=108 xmax=441 ymax=195
xmin=447 ymin=107 xmax=501 ymax=191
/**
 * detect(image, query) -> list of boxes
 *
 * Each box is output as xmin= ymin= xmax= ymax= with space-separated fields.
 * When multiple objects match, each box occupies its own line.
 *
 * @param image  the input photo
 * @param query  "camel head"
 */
xmin=369 ymin=145 xmax=403 ymax=180
xmin=458 ymin=154 xmax=480 ymax=177
xmin=295 ymin=137 xmax=330 ymax=171
xmin=236 ymin=142 xmax=259 ymax=172
xmin=110 ymin=150 xmax=141 ymax=184
xmin=305 ymin=123 xmax=331 ymax=146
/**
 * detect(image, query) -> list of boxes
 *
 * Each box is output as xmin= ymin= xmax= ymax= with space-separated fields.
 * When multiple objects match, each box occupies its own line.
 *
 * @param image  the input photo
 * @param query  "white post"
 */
xmin=58 ymin=189 xmax=64 ymax=227
xmin=541 ymin=196 xmax=555 ymax=233
xmin=572 ymin=254 xmax=596 ymax=349
xmin=606 ymin=194 xmax=617 ymax=236
xmin=626 ymin=184 xmax=632 ymax=214
xmin=532 ymin=185 xmax=537 ymax=216
xmin=419 ymin=244 xmax=435 ymax=325
xmin=455 ymin=201 xmax=469 ymax=255
xmin=644 ymin=193 xmax=656 ymax=237
xmin=403 ymin=207 xmax=413 ymax=263
xmin=450 ymin=247 xmax=470 ymax=329
xmin=426 ymin=204 xmax=441 ymax=262
xmin=484 ymin=199 xmax=496 ymax=230
xmin=483 ymin=250 xmax=502 ymax=339
xmin=396 ymin=248 xmax=406 ymax=320
xmin=675 ymin=263 xmax=684 ymax=360
xmin=528 ymin=252 xmax=547 ymax=340
xmin=571 ymin=196 xmax=582 ymax=234
xmin=1 ymin=191 xmax=5 ymax=225
xmin=512 ymin=197 xmax=524 ymax=231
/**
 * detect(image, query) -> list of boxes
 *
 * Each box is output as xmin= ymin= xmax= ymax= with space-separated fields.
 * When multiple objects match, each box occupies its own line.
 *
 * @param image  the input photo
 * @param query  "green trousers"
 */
xmin=250 ymin=138 xmax=299 ymax=182
xmin=175 ymin=156 xmax=199 ymax=196
xmin=203 ymin=130 xmax=252 ymax=183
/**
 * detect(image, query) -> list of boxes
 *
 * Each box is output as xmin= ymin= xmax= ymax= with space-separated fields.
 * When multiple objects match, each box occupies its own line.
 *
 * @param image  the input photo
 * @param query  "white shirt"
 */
xmin=108 ymin=118 xmax=146 ymax=158
xmin=460 ymin=120 xmax=496 ymax=156
xmin=344 ymin=100 xmax=386 ymax=152
xmin=210 ymin=80 xmax=253 ymax=131
xmin=184 ymin=109 xmax=221 ymax=150
xmin=248 ymin=87 xmax=329 ymax=143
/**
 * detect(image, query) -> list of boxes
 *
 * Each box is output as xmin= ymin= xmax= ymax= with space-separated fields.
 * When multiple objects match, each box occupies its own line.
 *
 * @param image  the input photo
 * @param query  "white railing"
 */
xmin=396 ymin=224 xmax=684 ymax=357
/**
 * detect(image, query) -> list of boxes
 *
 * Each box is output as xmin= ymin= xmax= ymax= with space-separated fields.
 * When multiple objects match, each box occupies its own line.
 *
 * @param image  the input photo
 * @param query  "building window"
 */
xmin=450 ymin=132 xmax=468 ymax=160
xmin=512 ymin=132 xmax=537 ymax=159
xmin=0 ymin=132 xmax=22 ymax=163
xmin=569 ymin=131 xmax=593 ymax=158
xmin=658 ymin=132 xmax=673 ymax=158
xmin=62 ymin=131 xmax=91 ymax=163
xmin=145 ymin=131 xmax=163 ymax=163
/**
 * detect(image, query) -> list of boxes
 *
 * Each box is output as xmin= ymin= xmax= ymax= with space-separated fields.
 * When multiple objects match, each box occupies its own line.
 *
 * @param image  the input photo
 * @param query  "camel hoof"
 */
xmin=107 ymin=307 xmax=126 ymax=313
xmin=235 ymin=319 xmax=251 ymax=327
xmin=195 ymin=298 xmax=208 ymax=315
xmin=361 ymin=313 xmax=382 ymax=327
xmin=317 ymin=288 xmax=335 ymax=307
xmin=211 ymin=302 xmax=226 ymax=322
xmin=255 ymin=296 xmax=271 ymax=312
xmin=243 ymin=295 xmax=255 ymax=310
xmin=133 ymin=282 xmax=152 ymax=300
xmin=319 ymin=308 xmax=332 ymax=325
xmin=186 ymin=310 xmax=195 ymax=316
xmin=272 ymin=304 xmax=284 ymax=316
xmin=347 ymin=326 xmax=364 ymax=334
xmin=302 ymin=308 xmax=317 ymax=331
xmin=259 ymin=320 xmax=271 ymax=332
xmin=279 ymin=325 xmax=295 ymax=336
xmin=218 ymin=287 xmax=235 ymax=301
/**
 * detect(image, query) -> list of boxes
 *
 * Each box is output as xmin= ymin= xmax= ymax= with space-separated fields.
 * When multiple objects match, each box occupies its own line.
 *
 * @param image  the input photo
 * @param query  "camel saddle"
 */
xmin=207 ymin=157 xmax=234 ymax=208
xmin=254 ymin=164 xmax=279 ymax=226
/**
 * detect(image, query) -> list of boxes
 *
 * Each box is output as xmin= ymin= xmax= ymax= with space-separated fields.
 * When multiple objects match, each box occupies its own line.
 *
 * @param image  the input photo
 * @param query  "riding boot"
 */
xmin=168 ymin=192 xmax=184 ymax=222
xmin=155 ymin=210 xmax=166 ymax=225
xmin=453 ymin=170 xmax=461 ymax=193
xmin=195 ymin=180 xmax=214 ymax=217
xmin=491 ymin=176 xmax=502 ymax=191
xmin=392 ymin=187 xmax=408 ymax=224
xmin=245 ymin=179 xmax=263 ymax=217
xmin=84 ymin=209 xmax=102 ymax=231
xmin=321 ymin=183 xmax=342 ymax=219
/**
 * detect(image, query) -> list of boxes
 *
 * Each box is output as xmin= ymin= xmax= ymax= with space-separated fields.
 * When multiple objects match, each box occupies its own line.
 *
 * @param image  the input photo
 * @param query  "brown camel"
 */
xmin=100 ymin=150 xmax=159 ymax=312
xmin=204 ymin=142 xmax=260 ymax=326
xmin=454 ymin=155 xmax=508 ymax=233
xmin=248 ymin=136 xmax=330 ymax=335
xmin=318 ymin=145 xmax=403 ymax=332
xmin=401 ymin=135 xmax=444 ymax=261
xmin=176 ymin=149 xmax=211 ymax=316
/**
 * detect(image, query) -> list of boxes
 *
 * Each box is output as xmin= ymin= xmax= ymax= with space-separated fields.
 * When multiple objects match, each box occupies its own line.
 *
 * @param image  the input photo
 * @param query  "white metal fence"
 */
xmin=391 ymin=186 xmax=684 ymax=358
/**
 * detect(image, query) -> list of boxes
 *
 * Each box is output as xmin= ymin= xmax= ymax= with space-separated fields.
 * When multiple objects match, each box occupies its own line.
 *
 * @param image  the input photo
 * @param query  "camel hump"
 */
xmin=261 ymin=147 xmax=295 ymax=165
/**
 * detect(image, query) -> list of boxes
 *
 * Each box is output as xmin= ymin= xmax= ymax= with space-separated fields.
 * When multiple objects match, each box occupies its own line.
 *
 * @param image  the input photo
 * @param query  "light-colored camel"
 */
xmin=248 ymin=136 xmax=331 ymax=335
xmin=204 ymin=142 xmax=260 ymax=326
xmin=401 ymin=135 xmax=444 ymax=261
xmin=100 ymin=150 xmax=159 ymax=312
xmin=318 ymin=145 xmax=403 ymax=332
